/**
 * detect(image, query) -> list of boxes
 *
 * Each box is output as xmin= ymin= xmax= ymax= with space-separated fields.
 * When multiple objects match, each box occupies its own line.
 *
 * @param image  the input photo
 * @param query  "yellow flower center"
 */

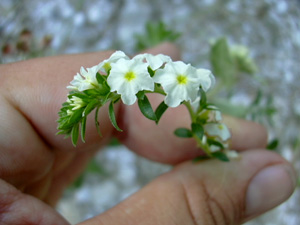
xmin=103 ymin=62 xmax=111 ymax=72
xmin=218 ymin=124 xmax=224 ymax=130
xmin=124 ymin=71 xmax=136 ymax=81
xmin=176 ymin=75 xmax=188 ymax=85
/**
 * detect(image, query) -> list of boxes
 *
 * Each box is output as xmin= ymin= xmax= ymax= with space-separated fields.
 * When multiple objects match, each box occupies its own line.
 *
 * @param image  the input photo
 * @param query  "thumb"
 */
xmin=79 ymin=150 xmax=296 ymax=225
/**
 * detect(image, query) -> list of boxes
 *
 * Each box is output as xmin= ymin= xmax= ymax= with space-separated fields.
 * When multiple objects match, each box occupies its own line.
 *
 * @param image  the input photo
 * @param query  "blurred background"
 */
xmin=1 ymin=0 xmax=300 ymax=224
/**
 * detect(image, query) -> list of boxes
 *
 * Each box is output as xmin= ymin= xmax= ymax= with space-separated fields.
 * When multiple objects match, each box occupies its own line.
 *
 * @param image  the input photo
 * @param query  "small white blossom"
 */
xmin=134 ymin=53 xmax=171 ymax=70
xmin=225 ymin=150 xmax=240 ymax=159
xmin=204 ymin=123 xmax=231 ymax=141
xmin=97 ymin=51 xmax=129 ymax=73
xmin=153 ymin=61 xmax=202 ymax=107
xmin=69 ymin=96 xmax=85 ymax=110
xmin=67 ymin=66 xmax=99 ymax=91
xmin=107 ymin=58 xmax=154 ymax=105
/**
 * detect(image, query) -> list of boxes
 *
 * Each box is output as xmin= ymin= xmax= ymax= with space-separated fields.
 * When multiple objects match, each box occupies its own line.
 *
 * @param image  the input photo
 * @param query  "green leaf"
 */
xmin=137 ymin=95 xmax=157 ymax=121
xmin=210 ymin=38 xmax=236 ymax=88
xmin=83 ymin=99 xmax=100 ymax=117
xmin=95 ymin=106 xmax=102 ymax=137
xmin=267 ymin=139 xmax=279 ymax=150
xmin=211 ymin=151 xmax=230 ymax=162
xmin=136 ymin=91 xmax=145 ymax=100
xmin=155 ymin=101 xmax=168 ymax=124
xmin=108 ymin=101 xmax=123 ymax=132
xmin=81 ymin=116 xmax=87 ymax=143
xmin=71 ymin=123 xmax=80 ymax=146
xmin=174 ymin=128 xmax=193 ymax=138
xmin=191 ymin=123 xmax=204 ymax=140
xmin=68 ymin=92 xmax=88 ymax=100
xmin=68 ymin=108 xmax=85 ymax=125
xmin=96 ymin=72 xmax=107 ymax=84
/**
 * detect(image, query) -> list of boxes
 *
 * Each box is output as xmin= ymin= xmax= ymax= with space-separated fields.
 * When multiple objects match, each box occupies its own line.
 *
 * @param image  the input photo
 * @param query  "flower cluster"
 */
xmin=57 ymin=51 xmax=236 ymax=161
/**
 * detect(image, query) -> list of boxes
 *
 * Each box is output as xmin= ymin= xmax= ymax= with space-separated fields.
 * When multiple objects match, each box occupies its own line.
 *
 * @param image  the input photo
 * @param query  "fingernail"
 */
xmin=246 ymin=164 xmax=296 ymax=218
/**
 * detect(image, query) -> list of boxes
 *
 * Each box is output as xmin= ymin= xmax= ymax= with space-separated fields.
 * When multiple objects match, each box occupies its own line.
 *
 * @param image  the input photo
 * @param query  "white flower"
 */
xmin=67 ymin=66 xmax=99 ymax=91
xmin=97 ymin=51 xmax=129 ymax=73
xmin=204 ymin=123 xmax=231 ymax=141
xmin=107 ymin=58 xmax=154 ymax=105
xmin=196 ymin=69 xmax=215 ymax=92
xmin=153 ymin=61 xmax=202 ymax=107
xmin=133 ymin=53 xmax=171 ymax=70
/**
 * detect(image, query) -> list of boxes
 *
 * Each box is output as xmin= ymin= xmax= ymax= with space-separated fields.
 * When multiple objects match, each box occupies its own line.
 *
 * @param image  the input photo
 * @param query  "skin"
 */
xmin=0 ymin=43 xmax=296 ymax=225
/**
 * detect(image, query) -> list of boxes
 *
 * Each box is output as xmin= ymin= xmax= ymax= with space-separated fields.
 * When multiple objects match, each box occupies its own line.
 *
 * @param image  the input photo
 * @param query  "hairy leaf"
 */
xmin=138 ymin=95 xmax=157 ymax=121
xmin=174 ymin=128 xmax=193 ymax=138
xmin=108 ymin=101 xmax=123 ymax=132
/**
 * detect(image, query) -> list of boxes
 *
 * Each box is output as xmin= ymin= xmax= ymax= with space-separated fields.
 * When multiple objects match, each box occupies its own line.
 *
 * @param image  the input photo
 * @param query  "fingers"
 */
xmin=79 ymin=150 xmax=296 ymax=225
xmin=0 ymin=179 xmax=70 ymax=225
xmin=0 ymin=50 xmax=116 ymax=150
xmin=139 ymin=42 xmax=181 ymax=60
xmin=223 ymin=115 xmax=268 ymax=150
xmin=0 ymin=42 xmax=181 ymax=151
xmin=117 ymin=93 xmax=268 ymax=164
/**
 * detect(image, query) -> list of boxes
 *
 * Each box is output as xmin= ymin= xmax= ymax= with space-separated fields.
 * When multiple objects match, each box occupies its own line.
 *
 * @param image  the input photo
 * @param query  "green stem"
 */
xmin=183 ymin=101 xmax=196 ymax=122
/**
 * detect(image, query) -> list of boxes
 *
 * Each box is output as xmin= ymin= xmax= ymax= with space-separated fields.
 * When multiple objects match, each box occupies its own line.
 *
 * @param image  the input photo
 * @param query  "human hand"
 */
xmin=0 ymin=43 xmax=296 ymax=225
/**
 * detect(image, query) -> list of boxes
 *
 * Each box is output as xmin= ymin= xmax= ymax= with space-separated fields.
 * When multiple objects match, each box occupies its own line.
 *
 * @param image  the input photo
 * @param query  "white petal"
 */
xmin=205 ymin=123 xmax=231 ymax=141
xmin=164 ymin=84 xmax=184 ymax=107
xmin=225 ymin=150 xmax=240 ymax=159
xmin=190 ymin=96 xmax=201 ymax=112
xmin=110 ymin=51 xmax=129 ymax=60
xmin=107 ymin=72 xmax=125 ymax=92
xmin=97 ymin=51 xmax=129 ymax=73
xmin=145 ymin=54 xmax=171 ymax=70
xmin=118 ymin=83 xmax=137 ymax=105
xmin=197 ymin=69 xmax=215 ymax=92
xmin=214 ymin=110 xmax=222 ymax=121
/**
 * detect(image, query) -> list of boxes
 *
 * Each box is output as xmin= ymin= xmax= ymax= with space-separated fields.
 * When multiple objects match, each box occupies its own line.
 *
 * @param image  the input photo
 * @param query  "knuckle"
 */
xmin=180 ymin=176 xmax=242 ymax=225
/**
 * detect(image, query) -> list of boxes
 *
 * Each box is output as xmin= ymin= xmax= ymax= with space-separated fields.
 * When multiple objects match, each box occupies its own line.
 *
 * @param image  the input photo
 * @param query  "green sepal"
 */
xmin=155 ymin=101 xmax=168 ymax=124
xmin=95 ymin=73 xmax=110 ymax=95
xmin=96 ymin=72 xmax=107 ymax=83
xmin=81 ymin=116 xmax=87 ymax=143
xmin=136 ymin=91 xmax=145 ymax=100
xmin=191 ymin=123 xmax=204 ymax=140
xmin=207 ymin=138 xmax=225 ymax=150
xmin=174 ymin=128 xmax=193 ymax=138
xmin=211 ymin=151 xmax=229 ymax=162
xmin=71 ymin=123 xmax=80 ymax=146
xmin=108 ymin=101 xmax=123 ymax=132
xmin=137 ymin=94 xmax=157 ymax=121
xmin=83 ymin=99 xmax=100 ymax=117
xmin=66 ymin=108 xmax=84 ymax=128
xmin=199 ymin=88 xmax=207 ymax=109
xmin=148 ymin=66 xmax=155 ymax=77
